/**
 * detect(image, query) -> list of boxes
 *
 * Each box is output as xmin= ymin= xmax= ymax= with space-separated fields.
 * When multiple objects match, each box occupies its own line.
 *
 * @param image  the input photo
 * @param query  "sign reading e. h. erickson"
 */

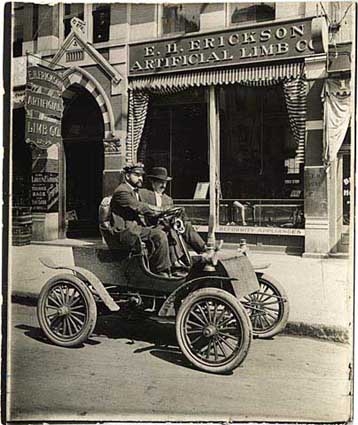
xmin=129 ymin=18 xmax=315 ymax=76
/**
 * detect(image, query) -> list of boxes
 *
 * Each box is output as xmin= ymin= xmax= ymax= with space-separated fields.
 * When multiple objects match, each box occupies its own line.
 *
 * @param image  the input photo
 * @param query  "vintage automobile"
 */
xmin=37 ymin=205 xmax=289 ymax=374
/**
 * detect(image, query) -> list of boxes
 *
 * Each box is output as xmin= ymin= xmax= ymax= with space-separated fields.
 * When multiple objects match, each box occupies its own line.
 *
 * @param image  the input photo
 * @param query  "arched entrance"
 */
xmin=61 ymin=84 xmax=104 ymax=238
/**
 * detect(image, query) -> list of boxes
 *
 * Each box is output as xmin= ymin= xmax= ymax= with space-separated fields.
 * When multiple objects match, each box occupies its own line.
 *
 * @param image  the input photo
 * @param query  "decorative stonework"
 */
xmin=71 ymin=17 xmax=86 ymax=36
xmin=104 ymin=138 xmax=121 ymax=154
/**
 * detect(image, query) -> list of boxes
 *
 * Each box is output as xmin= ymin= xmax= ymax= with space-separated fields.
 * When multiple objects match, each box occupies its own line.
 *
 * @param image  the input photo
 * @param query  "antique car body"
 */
xmin=37 ymin=208 xmax=289 ymax=374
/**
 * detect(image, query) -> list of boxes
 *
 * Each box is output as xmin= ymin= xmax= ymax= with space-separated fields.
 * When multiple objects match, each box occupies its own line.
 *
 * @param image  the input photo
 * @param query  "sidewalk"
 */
xmin=7 ymin=240 xmax=353 ymax=343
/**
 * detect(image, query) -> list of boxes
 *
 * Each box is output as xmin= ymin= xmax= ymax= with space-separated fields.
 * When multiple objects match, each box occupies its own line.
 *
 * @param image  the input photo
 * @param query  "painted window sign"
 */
xmin=129 ymin=18 xmax=316 ymax=75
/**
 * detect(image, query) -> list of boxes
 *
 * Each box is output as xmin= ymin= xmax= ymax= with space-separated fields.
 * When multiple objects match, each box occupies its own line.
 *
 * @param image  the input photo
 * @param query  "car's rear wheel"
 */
xmin=176 ymin=288 xmax=252 ymax=374
xmin=241 ymin=274 xmax=289 ymax=338
xmin=37 ymin=273 xmax=97 ymax=347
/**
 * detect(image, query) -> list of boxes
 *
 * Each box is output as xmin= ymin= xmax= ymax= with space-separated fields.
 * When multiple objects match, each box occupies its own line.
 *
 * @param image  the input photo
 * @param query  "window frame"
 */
xmin=59 ymin=3 xmax=92 ymax=43
xmin=160 ymin=3 xmax=201 ymax=37
xmin=92 ymin=3 xmax=111 ymax=44
xmin=228 ymin=2 xmax=276 ymax=26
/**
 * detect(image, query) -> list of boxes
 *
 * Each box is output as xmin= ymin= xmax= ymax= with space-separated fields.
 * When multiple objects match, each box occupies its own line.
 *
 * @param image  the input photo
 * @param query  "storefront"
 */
xmin=127 ymin=17 xmax=328 ymax=252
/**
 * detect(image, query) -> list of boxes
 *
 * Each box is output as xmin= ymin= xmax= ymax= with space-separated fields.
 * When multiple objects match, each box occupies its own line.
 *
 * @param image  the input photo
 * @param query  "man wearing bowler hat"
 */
xmin=108 ymin=163 xmax=172 ymax=277
xmin=140 ymin=167 xmax=207 ymax=268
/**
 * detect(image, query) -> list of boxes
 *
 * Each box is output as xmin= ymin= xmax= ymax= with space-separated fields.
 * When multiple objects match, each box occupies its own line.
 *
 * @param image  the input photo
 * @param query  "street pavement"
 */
xmin=7 ymin=303 xmax=352 ymax=422
xmin=7 ymin=239 xmax=353 ymax=342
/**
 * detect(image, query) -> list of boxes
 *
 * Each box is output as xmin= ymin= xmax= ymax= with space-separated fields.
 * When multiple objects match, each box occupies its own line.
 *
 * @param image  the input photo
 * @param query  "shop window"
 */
xmin=230 ymin=2 xmax=275 ymax=24
xmin=92 ymin=4 xmax=110 ymax=43
xmin=162 ymin=3 xmax=200 ymax=34
xmin=219 ymin=84 xmax=304 ymax=228
xmin=63 ymin=3 xmax=84 ymax=38
xmin=139 ymin=89 xmax=208 ymax=199
xmin=13 ymin=3 xmax=24 ymax=57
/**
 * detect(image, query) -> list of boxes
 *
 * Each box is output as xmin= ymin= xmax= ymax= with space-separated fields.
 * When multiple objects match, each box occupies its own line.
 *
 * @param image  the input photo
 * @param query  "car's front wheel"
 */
xmin=176 ymin=288 xmax=252 ymax=374
xmin=37 ymin=273 xmax=97 ymax=347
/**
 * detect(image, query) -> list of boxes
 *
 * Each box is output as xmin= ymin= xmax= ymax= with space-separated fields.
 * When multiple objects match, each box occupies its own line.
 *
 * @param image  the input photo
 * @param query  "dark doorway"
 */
xmin=12 ymin=108 xmax=32 ymax=207
xmin=62 ymin=85 xmax=104 ymax=238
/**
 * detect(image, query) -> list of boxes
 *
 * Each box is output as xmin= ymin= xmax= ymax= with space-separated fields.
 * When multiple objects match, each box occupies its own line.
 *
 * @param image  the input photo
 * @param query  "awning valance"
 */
xmin=129 ymin=62 xmax=305 ymax=92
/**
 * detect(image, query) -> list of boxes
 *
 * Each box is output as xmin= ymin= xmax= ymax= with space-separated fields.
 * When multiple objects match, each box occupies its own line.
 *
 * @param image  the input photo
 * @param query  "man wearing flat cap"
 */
xmin=108 ymin=163 xmax=172 ymax=277
xmin=140 ymin=167 xmax=207 ymax=268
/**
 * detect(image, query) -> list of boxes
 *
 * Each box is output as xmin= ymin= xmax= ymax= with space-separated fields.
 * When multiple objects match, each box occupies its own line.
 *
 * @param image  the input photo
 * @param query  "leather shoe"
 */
xmin=157 ymin=271 xmax=171 ymax=278
xmin=171 ymin=269 xmax=187 ymax=278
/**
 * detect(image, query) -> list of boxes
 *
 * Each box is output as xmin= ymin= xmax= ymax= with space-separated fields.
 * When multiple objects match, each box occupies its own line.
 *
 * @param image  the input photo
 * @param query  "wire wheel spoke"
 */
xmin=71 ymin=310 xmax=85 ymax=317
xmin=69 ymin=311 xmax=85 ymax=326
xmin=58 ymin=286 xmax=67 ymax=304
xmin=47 ymin=295 xmax=61 ymax=308
xmin=263 ymin=310 xmax=278 ymax=322
xmin=68 ymin=294 xmax=82 ymax=308
xmin=186 ymin=328 xmax=203 ymax=335
xmin=52 ymin=290 xmax=64 ymax=307
xmin=261 ymin=300 xmax=281 ymax=306
xmin=217 ymin=313 xmax=235 ymax=328
xmin=186 ymin=319 xmax=204 ymax=330
xmin=196 ymin=304 xmax=209 ymax=325
xmin=218 ymin=331 xmax=239 ymax=343
xmin=261 ymin=305 xmax=279 ymax=313
xmin=216 ymin=334 xmax=236 ymax=353
xmin=46 ymin=311 xmax=58 ymax=321
xmin=190 ymin=310 xmax=207 ymax=327
xmin=215 ymin=336 xmax=228 ymax=358
xmin=50 ymin=315 xmax=64 ymax=332
xmin=205 ymin=301 xmax=213 ymax=323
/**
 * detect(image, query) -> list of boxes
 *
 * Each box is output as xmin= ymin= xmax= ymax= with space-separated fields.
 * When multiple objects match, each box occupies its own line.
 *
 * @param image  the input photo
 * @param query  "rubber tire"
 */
xmin=176 ymin=288 xmax=252 ymax=374
xmin=37 ymin=273 xmax=97 ymax=347
xmin=246 ymin=273 xmax=290 ymax=339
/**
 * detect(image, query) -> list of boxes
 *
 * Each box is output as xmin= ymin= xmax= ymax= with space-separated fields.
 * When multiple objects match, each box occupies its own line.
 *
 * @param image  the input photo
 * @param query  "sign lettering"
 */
xmin=129 ymin=18 xmax=315 ymax=76
xmin=25 ymin=64 xmax=64 ymax=149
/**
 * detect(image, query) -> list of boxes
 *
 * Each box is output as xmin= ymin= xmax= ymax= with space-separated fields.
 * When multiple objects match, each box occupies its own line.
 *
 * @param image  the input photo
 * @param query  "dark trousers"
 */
xmin=183 ymin=221 xmax=206 ymax=253
xmin=139 ymin=227 xmax=171 ymax=273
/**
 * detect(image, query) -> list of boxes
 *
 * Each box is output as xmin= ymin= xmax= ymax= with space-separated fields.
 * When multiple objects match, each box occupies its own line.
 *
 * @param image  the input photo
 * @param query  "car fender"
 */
xmin=39 ymin=257 xmax=120 ymax=312
xmin=158 ymin=276 xmax=236 ymax=317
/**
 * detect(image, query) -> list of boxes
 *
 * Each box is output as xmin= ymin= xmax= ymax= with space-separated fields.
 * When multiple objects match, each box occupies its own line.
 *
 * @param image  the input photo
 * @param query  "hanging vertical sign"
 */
xmin=25 ymin=57 xmax=65 ymax=214
xmin=25 ymin=62 xmax=64 ymax=149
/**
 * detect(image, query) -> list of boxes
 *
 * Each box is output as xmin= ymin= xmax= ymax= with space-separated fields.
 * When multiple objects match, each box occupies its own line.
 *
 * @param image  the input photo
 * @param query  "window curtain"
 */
xmin=322 ymin=78 xmax=351 ymax=166
xmin=126 ymin=90 xmax=150 ymax=164
xmin=282 ymin=77 xmax=308 ymax=163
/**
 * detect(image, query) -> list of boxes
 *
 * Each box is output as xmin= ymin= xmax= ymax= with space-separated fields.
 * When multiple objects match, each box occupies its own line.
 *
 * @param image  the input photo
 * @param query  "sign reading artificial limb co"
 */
xmin=25 ymin=64 xmax=64 ymax=149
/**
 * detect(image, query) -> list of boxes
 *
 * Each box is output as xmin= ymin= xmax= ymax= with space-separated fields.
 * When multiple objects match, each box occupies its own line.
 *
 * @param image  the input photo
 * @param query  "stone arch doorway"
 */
xmin=61 ymin=83 xmax=104 ymax=238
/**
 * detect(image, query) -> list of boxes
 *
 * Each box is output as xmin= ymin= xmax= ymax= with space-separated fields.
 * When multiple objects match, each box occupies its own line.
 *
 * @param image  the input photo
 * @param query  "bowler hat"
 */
xmin=123 ymin=162 xmax=145 ymax=174
xmin=147 ymin=167 xmax=172 ymax=181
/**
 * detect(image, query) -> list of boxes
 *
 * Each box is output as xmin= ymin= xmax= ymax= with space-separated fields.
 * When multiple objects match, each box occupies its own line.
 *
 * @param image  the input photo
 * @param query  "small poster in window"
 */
xmin=194 ymin=182 xmax=209 ymax=199
xmin=289 ymin=190 xmax=302 ymax=198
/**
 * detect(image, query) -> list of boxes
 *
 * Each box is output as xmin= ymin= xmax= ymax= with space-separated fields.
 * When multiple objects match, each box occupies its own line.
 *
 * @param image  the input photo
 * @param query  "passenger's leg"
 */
xmin=183 ymin=221 xmax=206 ymax=254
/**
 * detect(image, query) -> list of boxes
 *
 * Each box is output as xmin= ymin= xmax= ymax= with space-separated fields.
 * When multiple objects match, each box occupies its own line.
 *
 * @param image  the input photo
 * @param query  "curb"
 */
xmin=11 ymin=292 xmax=350 ymax=344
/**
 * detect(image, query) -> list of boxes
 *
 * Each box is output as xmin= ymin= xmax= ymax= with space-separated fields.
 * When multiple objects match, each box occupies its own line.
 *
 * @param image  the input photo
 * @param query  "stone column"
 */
xmin=37 ymin=4 xmax=59 ymax=51
xmin=303 ymin=56 xmax=329 ymax=256
xmin=31 ymin=144 xmax=60 ymax=241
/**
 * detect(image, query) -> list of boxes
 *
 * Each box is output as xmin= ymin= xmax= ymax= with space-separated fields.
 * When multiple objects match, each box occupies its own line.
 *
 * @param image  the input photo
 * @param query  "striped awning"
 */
xmin=129 ymin=62 xmax=305 ymax=91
